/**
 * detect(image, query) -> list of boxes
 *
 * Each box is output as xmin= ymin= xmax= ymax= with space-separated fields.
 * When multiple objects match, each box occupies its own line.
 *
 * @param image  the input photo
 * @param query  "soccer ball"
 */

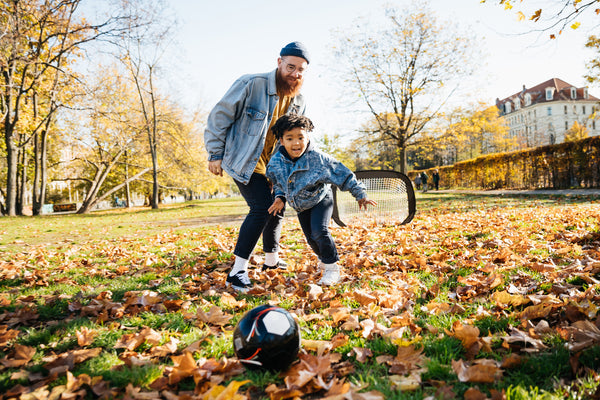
xmin=233 ymin=304 xmax=301 ymax=371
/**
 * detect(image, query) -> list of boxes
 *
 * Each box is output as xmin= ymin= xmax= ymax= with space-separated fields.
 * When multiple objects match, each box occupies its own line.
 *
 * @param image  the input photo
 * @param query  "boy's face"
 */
xmin=280 ymin=127 xmax=309 ymax=159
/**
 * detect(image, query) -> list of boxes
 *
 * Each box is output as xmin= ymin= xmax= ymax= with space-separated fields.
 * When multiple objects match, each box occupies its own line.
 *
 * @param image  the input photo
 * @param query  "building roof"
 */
xmin=496 ymin=78 xmax=599 ymax=110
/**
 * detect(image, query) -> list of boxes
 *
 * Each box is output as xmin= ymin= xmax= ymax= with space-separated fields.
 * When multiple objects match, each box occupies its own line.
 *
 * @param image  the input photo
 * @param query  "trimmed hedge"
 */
xmin=409 ymin=136 xmax=600 ymax=190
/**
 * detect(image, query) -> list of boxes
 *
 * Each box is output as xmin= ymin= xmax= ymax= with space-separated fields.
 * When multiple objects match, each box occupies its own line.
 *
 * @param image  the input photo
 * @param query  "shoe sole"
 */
xmin=226 ymin=281 xmax=250 ymax=293
xmin=261 ymin=265 xmax=287 ymax=271
xmin=319 ymin=278 xmax=340 ymax=286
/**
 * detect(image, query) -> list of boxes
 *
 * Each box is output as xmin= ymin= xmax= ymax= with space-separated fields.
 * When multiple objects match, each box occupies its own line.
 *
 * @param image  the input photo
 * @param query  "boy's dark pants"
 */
xmin=297 ymin=190 xmax=339 ymax=264
xmin=234 ymin=173 xmax=283 ymax=259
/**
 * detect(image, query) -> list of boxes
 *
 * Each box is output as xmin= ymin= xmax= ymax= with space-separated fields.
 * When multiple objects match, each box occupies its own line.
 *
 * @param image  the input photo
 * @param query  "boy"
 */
xmin=266 ymin=114 xmax=377 ymax=285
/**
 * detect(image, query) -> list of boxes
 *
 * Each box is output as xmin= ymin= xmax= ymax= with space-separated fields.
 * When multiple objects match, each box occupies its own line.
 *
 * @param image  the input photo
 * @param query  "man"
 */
xmin=420 ymin=171 xmax=429 ymax=193
xmin=204 ymin=42 xmax=310 ymax=292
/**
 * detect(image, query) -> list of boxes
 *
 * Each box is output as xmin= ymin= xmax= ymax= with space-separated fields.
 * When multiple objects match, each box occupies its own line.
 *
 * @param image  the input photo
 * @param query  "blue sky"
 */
xmin=166 ymin=0 xmax=596 ymax=137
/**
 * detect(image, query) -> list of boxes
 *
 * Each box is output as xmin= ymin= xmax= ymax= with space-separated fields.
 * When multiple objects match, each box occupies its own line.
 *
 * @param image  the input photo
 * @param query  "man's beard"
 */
xmin=276 ymin=69 xmax=303 ymax=97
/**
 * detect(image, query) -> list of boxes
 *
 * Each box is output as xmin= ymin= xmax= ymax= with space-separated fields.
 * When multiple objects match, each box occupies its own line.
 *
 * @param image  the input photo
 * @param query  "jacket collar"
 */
xmin=268 ymin=69 xmax=278 ymax=96
xmin=279 ymin=140 xmax=314 ymax=162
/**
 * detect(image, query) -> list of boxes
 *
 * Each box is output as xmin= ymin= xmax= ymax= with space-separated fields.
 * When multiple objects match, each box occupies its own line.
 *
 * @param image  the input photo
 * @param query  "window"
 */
xmin=546 ymin=87 xmax=555 ymax=100
xmin=573 ymin=105 xmax=577 ymax=114
xmin=584 ymin=88 xmax=589 ymax=99
xmin=547 ymin=107 xmax=552 ymax=116
xmin=583 ymin=106 xmax=586 ymax=115
xmin=565 ymin=121 xmax=569 ymax=130
xmin=514 ymin=98 xmax=520 ymax=110
xmin=505 ymin=102 xmax=511 ymax=113
xmin=564 ymin=105 xmax=568 ymax=114
xmin=571 ymin=87 xmax=577 ymax=99
xmin=534 ymin=109 xmax=537 ymax=117
xmin=524 ymin=93 xmax=531 ymax=106
xmin=594 ymin=120 xmax=596 ymax=130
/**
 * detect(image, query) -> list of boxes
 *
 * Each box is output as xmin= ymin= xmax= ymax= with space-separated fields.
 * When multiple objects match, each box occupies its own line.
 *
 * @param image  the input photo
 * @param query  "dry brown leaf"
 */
xmin=501 ymin=328 xmax=548 ymax=352
xmin=389 ymin=371 xmax=421 ymax=391
xmin=302 ymin=339 xmax=333 ymax=356
xmin=452 ymin=359 xmax=502 ymax=383
xmin=197 ymin=305 xmax=233 ymax=326
xmin=168 ymin=351 xmax=198 ymax=384
xmin=0 ymin=344 xmax=36 ymax=367
xmin=351 ymin=347 xmax=373 ymax=363
xmin=76 ymin=327 xmax=97 ymax=347
xmin=491 ymin=290 xmax=530 ymax=307
xmin=149 ymin=337 xmax=180 ymax=357
xmin=220 ymin=292 xmax=247 ymax=309
xmin=340 ymin=315 xmax=360 ymax=331
xmin=464 ymin=387 xmax=488 ymax=400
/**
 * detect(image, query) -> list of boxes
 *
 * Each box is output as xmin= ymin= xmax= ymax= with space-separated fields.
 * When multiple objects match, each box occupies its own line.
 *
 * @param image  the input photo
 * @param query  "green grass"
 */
xmin=0 ymin=197 xmax=248 ymax=252
xmin=0 ymin=193 xmax=599 ymax=398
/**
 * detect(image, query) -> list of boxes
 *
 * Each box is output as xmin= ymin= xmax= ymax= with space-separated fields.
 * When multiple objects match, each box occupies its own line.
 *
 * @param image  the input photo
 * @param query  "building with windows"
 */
xmin=496 ymin=78 xmax=599 ymax=148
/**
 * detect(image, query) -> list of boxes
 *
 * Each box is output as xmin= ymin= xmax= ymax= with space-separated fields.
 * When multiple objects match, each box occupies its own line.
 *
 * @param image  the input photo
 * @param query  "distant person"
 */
xmin=266 ymin=114 xmax=377 ymax=286
xmin=420 ymin=171 xmax=429 ymax=193
xmin=414 ymin=174 xmax=422 ymax=190
xmin=204 ymin=42 xmax=310 ymax=292
xmin=432 ymin=169 xmax=440 ymax=191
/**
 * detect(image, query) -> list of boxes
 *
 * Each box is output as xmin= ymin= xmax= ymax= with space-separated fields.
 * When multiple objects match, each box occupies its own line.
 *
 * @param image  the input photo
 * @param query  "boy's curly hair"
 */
xmin=271 ymin=114 xmax=314 ymax=139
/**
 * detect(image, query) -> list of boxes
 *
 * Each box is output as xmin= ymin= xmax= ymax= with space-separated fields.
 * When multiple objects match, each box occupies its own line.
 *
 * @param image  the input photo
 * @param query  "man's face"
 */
xmin=280 ymin=127 xmax=309 ymax=159
xmin=276 ymin=56 xmax=307 ymax=96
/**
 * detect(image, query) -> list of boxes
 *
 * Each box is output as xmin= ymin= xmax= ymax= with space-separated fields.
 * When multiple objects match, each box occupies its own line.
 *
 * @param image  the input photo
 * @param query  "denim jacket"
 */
xmin=204 ymin=69 xmax=306 ymax=185
xmin=266 ymin=142 xmax=367 ymax=213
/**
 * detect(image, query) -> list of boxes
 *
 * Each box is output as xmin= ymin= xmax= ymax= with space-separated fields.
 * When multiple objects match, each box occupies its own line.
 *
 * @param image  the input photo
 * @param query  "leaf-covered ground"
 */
xmin=1 ymin=194 xmax=600 ymax=399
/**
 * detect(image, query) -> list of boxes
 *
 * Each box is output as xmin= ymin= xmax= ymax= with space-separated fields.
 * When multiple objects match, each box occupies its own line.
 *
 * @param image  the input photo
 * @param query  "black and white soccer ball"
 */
xmin=233 ymin=304 xmax=301 ymax=371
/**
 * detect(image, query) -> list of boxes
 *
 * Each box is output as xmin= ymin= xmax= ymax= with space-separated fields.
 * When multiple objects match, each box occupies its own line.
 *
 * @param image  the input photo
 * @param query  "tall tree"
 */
xmin=333 ymin=5 xmax=477 ymax=173
xmin=565 ymin=121 xmax=590 ymax=142
xmin=61 ymin=66 xmax=149 ymax=214
xmin=0 ymin=0 xmax=127 ymax=216
xmin=112 ymin=0 xmax=174 ymax=209
xmin=443 ymin=104 xmax=513 ymax=162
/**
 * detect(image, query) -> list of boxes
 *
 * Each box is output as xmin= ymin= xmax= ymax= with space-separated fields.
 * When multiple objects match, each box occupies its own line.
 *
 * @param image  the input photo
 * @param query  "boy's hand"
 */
xmin=268 ymin=197 xmax=285 ymax=215
xmin=358 ymin=197 xmax=377 ymax=210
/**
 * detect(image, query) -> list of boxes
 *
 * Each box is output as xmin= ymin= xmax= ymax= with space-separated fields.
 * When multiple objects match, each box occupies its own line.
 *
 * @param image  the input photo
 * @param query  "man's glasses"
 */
xmin=283 ymin=62 xmax=306 ymax=76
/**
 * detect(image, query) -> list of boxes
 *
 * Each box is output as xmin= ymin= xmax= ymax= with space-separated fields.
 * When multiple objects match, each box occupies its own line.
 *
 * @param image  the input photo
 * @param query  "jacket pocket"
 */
xmin=240 ymin=107 xmax=266 ymax=136
xmin=297 ymin=185 xmax=320 ymax=201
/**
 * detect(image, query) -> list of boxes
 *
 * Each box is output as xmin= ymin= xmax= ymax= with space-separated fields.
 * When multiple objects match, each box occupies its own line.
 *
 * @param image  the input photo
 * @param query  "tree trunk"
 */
xmin=151 ymin=148 xmax=159 ymax=209
xmin=77 ymin=166 xmax=151 ymax=214
xmin=4 ymin=125 xmax=18 ymax=217
xmin=397 ymin=136 xmax=407 ymax=174
xmin=17 ymin=145 xmax=27 ymax=215
xmin=32 ymin=128 xmax=49 ymax=216
xmin=125 ymin=150 xmax=132 ymax=208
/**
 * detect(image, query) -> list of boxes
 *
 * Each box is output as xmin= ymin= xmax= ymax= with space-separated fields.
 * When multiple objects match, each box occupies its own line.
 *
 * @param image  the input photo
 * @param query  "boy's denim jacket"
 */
xmin=203 ymin=69 xmax=306 ymax=185
xmin=266 ymin=142 xmax=367 ymax=213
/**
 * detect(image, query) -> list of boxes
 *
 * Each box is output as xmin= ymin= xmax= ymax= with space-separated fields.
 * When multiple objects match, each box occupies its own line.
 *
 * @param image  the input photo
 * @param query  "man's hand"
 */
xmin=358 ymin=197 xmax=378 ymax=210
xmin=268 ymin=197 xmax=285 ymax=215
xmin=208 ymin=160 xmax=223 ymax=176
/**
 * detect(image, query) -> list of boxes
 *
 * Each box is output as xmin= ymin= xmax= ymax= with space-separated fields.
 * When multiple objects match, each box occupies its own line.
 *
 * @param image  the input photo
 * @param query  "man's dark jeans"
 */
xmin=234 ymin=173 xmax=283 ymax=259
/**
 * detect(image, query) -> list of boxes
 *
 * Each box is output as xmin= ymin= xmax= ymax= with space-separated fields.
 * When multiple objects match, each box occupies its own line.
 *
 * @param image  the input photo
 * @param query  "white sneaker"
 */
xmin=317 ymin=260 xmax=324 ymax=271
xmin=319 ymin=263 xmax=340 ymax=286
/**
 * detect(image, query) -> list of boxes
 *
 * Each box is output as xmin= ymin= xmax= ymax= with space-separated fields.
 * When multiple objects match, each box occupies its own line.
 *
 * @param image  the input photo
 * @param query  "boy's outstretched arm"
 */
xmin=358 ymin=197 xmax=378 ymax=210
xmin=268 ymin=197 xmax=286 ymax=215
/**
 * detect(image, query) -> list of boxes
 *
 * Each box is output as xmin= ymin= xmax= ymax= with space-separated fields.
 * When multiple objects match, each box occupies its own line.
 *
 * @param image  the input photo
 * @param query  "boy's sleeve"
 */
xmin=326 ymin=156 xmax=367 ymax=200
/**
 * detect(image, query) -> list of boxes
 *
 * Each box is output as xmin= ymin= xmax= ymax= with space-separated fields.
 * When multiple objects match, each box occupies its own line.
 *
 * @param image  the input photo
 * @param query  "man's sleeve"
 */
xmin=203 ymin=77 xmax=249 ymax=161
xmin=266 ymin=159 xmax=286 ymax=199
